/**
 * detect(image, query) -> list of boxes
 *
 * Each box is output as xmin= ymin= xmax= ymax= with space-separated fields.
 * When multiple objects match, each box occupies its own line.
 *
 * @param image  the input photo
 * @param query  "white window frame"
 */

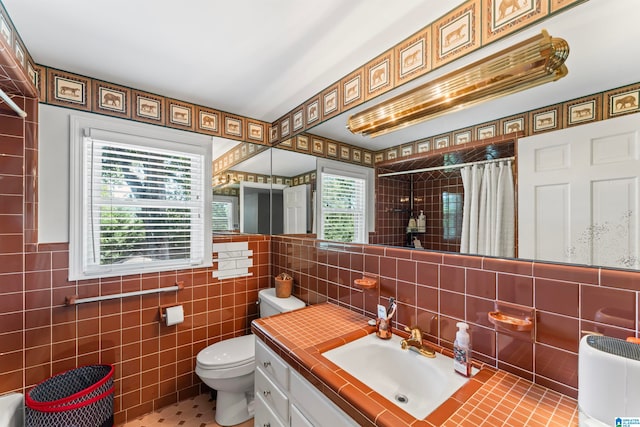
xmin=213 ymin=195 xmax=239 ymax=231
xmin=316 ymin=158 xmax=374 ymax=244
xmin=69 ymin=115 xmax=212 ymax=280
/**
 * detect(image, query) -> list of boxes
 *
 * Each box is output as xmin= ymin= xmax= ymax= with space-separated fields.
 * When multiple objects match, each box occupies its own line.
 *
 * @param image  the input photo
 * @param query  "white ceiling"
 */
xmin=3 ymin=0 xmax=460 ymax=121
xmin=4 ymin=0 xmax=640 ymax=156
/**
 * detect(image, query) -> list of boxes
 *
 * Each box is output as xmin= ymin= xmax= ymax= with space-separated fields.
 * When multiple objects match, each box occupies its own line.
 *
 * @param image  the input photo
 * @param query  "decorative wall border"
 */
xmin=373 ymin=80 xmax=640 ymax=163
xmin=212 ymin=169 xmax=317 ymax=196
xmin=48 ymin=68 xmax=91 ymax=111
xmin=482 ymin=0 xmax=549 ymax=44
xmin=213 ymin=140 xmax=269 ymax=175
xmin=604 ymin=84 xmax=640 ymax=120
xmin=434 ymin=0 xmax=481 ymax=68
xmin=196 ymin=106 xmax=221 ymax=136
xmin=93 ymin=80 xmax=130 ymax=118
xmin=167 ymin=99 xmax=194 ymax=131
xmin=0 ymin=2 xmax=38 ymax=98
xmin=35 ymin=65 xmax=271 ymax=147
xmin=269 ymin=0 xmax=588 ymax=145
xmin=214 ymin=131 xmax=375 ymax=178
xmin=365 ymin=50 xmax=394 ymax=101
xmin=133 ymin=89 xmax=164 ymax=125
xmin=395 ymin=26 xmax=432 ymax=84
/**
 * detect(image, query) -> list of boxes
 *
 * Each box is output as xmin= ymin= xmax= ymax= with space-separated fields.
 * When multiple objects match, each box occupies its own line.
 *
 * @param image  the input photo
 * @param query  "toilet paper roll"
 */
xmin=165 ymin=305 xmax=184 ymax=326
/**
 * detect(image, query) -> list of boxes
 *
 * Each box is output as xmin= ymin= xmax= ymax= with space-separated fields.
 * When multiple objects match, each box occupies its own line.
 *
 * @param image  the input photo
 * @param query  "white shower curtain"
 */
xmin=460 ymin=160 xmax=514 ymax=257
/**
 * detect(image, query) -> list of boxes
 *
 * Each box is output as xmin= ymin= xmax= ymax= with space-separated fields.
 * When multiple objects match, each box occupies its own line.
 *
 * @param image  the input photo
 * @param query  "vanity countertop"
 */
xmin=251 ymin=302 xmax=579 ymax=427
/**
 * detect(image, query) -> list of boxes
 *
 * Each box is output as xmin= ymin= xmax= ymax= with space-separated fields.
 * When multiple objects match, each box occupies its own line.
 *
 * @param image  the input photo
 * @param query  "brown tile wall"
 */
xmin=272 ymin=235 xmax=640 ymax=399
xmin=371 ymin=175 xmax=409 ymax=247
xmin=0 ymin=104 xmax=272 ymax=426
xmin=373 ymin=170 xmax=464 ymax=252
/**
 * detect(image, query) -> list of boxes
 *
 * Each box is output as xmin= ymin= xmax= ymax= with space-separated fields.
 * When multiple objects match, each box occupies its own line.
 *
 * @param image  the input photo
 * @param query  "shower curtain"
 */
xmin=460 ymin=160 xmax=514 ymax=257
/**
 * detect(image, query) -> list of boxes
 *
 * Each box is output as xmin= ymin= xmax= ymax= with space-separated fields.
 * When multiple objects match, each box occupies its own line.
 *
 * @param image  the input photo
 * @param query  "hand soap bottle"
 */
xmin=417 ymin=210 xmax=426 ymax=232
xmin=453 ymin=322 xmax=471 ymax=377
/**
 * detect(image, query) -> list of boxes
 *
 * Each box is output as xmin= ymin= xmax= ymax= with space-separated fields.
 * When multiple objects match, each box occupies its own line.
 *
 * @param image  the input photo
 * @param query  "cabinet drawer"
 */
xmin=254 ymin=392 xmax=286 ymax=427
xmin=255 ymin=366 xmax=289 ymax=423
xmin=290 ymin=369 xmax=358 ymax=427
xmin=256 ymin=338 xmax=289 ymax=390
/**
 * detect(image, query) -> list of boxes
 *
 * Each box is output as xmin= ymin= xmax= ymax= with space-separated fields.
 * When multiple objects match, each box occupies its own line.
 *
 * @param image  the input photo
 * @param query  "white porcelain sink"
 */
xmin=322 ymin=333 xmax=477 ymax=419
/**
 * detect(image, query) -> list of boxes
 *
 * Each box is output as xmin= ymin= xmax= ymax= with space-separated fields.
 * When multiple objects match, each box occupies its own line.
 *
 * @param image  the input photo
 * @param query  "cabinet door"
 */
xmin=290 ymin=404 xmax=314 ymax=427
xmin=254 ymin=393 xmax=287 ymax=427
xmin=289 ymin=369 xmax=359 ymax=427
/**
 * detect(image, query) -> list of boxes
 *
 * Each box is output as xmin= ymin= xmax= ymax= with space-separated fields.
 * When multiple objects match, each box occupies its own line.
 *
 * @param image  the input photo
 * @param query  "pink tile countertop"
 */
xmin=252 ymin=303 xmax=579 ymax=427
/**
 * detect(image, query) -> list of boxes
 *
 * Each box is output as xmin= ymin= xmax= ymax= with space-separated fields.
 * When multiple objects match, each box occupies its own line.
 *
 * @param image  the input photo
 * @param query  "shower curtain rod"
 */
xmin=377 ymin=156 xmax=515 ymax=178
xmin=0 ymin=88 xmax=27 ymax=118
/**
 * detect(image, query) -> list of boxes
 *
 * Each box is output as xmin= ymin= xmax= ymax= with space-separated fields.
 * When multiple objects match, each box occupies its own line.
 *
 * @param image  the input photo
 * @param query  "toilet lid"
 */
xmin=196 ymin=334 xmax=255 ymax=369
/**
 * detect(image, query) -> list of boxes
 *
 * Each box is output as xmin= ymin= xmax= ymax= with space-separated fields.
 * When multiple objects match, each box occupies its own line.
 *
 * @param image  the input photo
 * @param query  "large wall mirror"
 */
xmin=213 ymin=139 xmax=316 ymax=235
xmin=213 ymin=0 xmax=640 ymax=271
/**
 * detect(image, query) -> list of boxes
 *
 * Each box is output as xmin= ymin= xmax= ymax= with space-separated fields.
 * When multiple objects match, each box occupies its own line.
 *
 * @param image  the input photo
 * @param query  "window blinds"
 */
xmin=320 ymin=172 xmax=366 ymax=243
xmin=82 ymin=135 xmax=205 ymax=275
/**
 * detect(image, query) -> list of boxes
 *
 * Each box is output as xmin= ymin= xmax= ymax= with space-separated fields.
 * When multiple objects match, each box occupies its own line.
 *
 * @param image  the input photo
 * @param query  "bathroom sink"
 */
xmin=322 ymin=333 xmax=476 ymax=419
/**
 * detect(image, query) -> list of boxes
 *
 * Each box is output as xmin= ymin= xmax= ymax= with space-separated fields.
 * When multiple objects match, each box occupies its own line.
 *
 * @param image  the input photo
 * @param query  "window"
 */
xmin=317 ymin=159 xmax=373 ymax=244
xmin=69 ymin=118 xmax=212 ymax=280
xmin=442 ymin=191 xmax=463 ymax=241
xmin=212 ymin=196 xmax=238 ymax=231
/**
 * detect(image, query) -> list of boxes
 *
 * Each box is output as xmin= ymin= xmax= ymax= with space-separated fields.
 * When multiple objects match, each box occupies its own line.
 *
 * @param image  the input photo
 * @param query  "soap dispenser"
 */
xmin=453 ymin=322 xmax=471 ymax=377
xmin=417 ymin=210 xmax=426 ymax=232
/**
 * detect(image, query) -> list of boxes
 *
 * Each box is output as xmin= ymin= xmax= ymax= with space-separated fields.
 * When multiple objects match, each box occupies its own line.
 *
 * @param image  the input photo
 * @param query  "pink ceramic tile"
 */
xmin=534 ymin=344 xmax=578 ymax=389
xmin=581 ymin=284 xmax=636 ymax=329
xmin=535 ymin=278 xmax=579 ymax=317
xmin=497 ymin=273 xmax=533 ymax=306
xmin=440 ymin=265 xmax=465 ymax=292
xmin=536 ymin=311 xmax=579 ymax=352
xmin=466 ymin=269 xmax=496 ymax=299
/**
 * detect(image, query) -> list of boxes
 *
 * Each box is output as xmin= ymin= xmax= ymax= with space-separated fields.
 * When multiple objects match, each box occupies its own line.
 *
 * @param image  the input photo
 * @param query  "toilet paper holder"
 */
xmin=159 ymin=304 xmax=184 ymax=324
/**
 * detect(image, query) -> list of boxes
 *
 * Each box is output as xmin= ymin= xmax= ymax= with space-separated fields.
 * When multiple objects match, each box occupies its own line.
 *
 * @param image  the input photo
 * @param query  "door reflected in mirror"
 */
xmin=240 ymin=182 xmax=284 ymax=234
xmin=212 ymin=140 xmax=317 ymax=236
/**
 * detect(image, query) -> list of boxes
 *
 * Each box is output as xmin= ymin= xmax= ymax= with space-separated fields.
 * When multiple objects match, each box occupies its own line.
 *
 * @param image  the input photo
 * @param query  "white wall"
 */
xmin=38 ymin=104 xmax=213 ymax=243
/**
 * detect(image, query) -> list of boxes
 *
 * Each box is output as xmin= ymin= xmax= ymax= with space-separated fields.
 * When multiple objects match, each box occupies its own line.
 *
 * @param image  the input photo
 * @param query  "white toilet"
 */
xmin=195 ymin=288 xmax=305 ymax=426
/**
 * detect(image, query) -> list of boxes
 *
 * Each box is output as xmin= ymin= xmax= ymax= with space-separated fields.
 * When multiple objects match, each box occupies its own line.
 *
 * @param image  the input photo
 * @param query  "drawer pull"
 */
xmin=263 ymin=424 xmax=270 ymax=427
xmin=263 ymin=361 xmax=271 ymax=368
xmin=263 ymin=389 xmax=271 ymax=397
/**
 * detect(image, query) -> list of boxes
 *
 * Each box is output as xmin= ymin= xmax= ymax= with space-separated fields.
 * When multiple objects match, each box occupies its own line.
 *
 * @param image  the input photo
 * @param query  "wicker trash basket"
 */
xmin=25 ymin=364 xmax=114 ymax=427
xmin=274 ymin=273 xmax=293 ymax=298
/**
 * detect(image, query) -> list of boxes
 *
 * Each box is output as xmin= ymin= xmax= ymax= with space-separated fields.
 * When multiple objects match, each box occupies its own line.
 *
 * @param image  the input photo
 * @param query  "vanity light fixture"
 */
xmin=347 ymin=30 xmax=569 ymax=138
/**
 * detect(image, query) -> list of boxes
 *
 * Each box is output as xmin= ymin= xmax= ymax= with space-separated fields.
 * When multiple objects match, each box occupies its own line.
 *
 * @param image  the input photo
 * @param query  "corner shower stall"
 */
xmin=373 ymin=137 xmax=515 ymax=257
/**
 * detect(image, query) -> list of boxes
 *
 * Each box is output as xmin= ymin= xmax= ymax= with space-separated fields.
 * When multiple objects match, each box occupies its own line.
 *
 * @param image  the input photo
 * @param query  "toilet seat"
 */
xmin=196 ymin=334 xmax=255 ymax=370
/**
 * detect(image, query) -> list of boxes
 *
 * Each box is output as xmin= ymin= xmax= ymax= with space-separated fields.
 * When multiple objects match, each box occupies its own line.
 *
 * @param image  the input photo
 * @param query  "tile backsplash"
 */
xmin=271 ymin=235 xmax=640 ymax=398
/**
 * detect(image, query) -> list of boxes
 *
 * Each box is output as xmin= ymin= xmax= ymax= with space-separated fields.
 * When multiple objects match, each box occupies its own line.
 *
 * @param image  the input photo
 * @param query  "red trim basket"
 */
xmin=25 ymin=364 xmax=114 ymax=427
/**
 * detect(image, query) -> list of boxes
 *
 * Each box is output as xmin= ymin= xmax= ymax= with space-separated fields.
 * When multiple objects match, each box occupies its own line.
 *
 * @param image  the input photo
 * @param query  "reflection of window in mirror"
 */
xmin=317 ymin=159 xmax=374 ymax=243
xmin=442 ymin=192 xmax=463 ymax=241
xmin=213 ymin=195 xmax=238 ymax=231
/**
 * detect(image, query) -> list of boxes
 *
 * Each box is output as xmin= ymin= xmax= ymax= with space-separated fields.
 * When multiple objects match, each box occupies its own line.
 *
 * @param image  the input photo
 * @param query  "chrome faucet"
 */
xmin=401 ymin=326 xmax=435 ymax=358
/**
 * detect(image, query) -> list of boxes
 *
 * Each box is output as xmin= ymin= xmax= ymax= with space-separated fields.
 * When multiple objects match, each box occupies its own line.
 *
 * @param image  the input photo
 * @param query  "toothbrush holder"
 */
xmin=376 ymin=317 xmax=392 ymax=339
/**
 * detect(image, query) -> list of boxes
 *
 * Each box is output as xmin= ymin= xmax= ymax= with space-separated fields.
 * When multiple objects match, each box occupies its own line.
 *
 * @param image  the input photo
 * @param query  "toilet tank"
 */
xmin=259 ymin=288 xmax=305 ymax=318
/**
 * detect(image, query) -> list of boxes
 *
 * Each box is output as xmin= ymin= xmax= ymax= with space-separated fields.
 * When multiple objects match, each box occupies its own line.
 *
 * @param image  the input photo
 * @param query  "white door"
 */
xmin=518 ymin=113 xmax=640 ymax=269
xmin=283 ymin=185 xmax=308 ymax=234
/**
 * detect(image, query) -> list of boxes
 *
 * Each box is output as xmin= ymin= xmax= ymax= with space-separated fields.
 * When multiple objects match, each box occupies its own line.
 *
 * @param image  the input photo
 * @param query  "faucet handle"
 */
xmin=405 ymin=325 xmax=423 ymax=341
